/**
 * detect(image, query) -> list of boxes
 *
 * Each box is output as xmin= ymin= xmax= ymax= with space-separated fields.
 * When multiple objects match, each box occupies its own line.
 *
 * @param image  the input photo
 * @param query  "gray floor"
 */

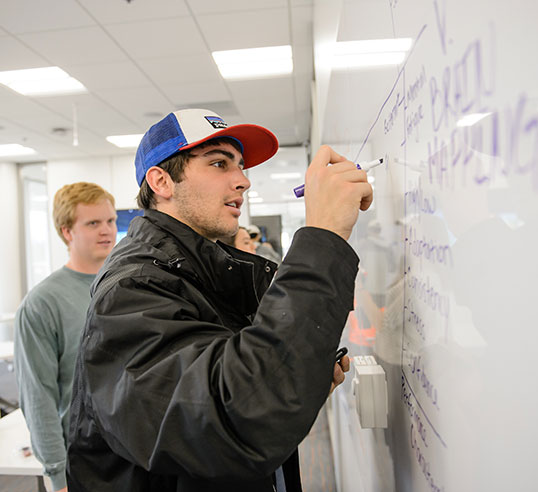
xmin=299 ymin=406 xmax=337 ymax=492
xmin=0 ymin=408 xmax=336 ymax=492
xmin=0 ymin=475 xmax=45 ymax=492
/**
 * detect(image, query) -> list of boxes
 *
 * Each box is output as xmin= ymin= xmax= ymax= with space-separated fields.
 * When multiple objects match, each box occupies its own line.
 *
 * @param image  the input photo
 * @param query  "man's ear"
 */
xmin=145 ymin=166 xmax=175 ymax=200
xmin=61 ymin=226 xmax=73 ymax=245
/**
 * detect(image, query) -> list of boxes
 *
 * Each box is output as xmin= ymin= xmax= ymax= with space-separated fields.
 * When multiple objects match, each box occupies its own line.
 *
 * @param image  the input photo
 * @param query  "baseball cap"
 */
xmin=247 ymin=225 xmax=261 ymax=238
xmin=134 ymin=108 xmax=279 ymax=186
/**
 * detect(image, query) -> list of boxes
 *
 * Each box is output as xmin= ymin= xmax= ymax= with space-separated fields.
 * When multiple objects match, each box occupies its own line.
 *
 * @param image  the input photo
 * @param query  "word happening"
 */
xmin=427 ymin=35 xmax=538 ymax=191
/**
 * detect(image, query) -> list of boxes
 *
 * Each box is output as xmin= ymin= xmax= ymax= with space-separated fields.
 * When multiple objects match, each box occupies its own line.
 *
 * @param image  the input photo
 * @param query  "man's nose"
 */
xmin=235 ymin=168 xmax=251 ymax=191
xmin=100 ymin=222 xmax=116 ymax=234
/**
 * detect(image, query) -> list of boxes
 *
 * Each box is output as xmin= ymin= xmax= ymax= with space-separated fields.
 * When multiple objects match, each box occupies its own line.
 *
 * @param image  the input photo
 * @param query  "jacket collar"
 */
xmin=135 ymin=209 xmax=277 ymax=315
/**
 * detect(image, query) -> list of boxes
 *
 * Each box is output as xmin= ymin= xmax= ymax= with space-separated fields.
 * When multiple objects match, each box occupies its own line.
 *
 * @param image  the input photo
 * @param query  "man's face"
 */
xmin=234 ymin=228 xmax=257 ymax=254
xmin=171 ymin=142 xmax=251 ymax=240
xmin=63 ymin=199 xmax=117 ymax=263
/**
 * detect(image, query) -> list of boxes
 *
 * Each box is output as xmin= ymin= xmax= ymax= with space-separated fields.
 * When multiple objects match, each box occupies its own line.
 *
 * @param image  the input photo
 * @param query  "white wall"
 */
xmin=0 ymin=162 xmax=22 ymax=340
xmin=46 ymin=153 xmax=138 ymax=271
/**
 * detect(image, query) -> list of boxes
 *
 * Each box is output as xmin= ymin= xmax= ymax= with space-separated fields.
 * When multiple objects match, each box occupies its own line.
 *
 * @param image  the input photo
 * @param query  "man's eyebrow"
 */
xmin=201 ymin=149 xmax=245 ymax=167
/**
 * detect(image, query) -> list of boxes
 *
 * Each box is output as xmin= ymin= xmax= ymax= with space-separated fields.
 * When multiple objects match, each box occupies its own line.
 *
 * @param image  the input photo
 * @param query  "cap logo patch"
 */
xmin=205 ymin=116 xmax=228 ymax=129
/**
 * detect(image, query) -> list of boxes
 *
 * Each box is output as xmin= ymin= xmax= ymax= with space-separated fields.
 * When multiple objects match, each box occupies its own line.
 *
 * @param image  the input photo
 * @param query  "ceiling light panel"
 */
xmin=0 ymin=144 xmax=37 ymax=157
xmin=212 ymin=45 xmax=293 ymax=80
xmin=333 ymin=38 xmax=412 ymax=70
xmin=335 ymin=38 xmax=413 ymax=54
xmin=0 ymin=67 xmax=87 ymax=96
xmin=106 ymin=134 xmax=143 ymax=148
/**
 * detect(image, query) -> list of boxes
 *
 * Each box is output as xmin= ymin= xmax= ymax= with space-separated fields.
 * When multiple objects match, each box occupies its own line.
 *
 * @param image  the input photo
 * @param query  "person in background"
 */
xmin=221 ymin=226 xmax=257 ymax=254
xmin=247 ymin=224 xmax=282 ymax=264
xmin=14 ymin=182 xmax=117 ymax=492
xmin=67 ymin=108 xmax=372 ymax=492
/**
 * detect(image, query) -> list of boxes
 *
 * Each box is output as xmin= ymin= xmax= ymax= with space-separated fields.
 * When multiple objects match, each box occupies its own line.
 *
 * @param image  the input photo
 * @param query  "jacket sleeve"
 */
xmin=81 ymin=227 xmax=358 ymax=480
xmin=14 ymin=300 xmax=68 ymax=491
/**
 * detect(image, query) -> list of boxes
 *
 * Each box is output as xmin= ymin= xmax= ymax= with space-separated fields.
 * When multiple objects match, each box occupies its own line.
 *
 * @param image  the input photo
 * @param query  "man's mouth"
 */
xmin=225 ymin=198 xmax=243 ymax=209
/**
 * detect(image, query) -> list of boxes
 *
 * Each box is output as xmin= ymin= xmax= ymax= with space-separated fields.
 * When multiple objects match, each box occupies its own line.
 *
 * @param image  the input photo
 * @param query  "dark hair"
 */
xmin=136 ymin=137 xmax=243 ymax=210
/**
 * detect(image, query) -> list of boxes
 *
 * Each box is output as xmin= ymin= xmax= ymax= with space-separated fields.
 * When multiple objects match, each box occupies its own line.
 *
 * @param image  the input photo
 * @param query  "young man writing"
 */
xmin=15 ymin=182 xmax=117 ymax=492
xmin=67 ymin=109 xmax=373 ymax=491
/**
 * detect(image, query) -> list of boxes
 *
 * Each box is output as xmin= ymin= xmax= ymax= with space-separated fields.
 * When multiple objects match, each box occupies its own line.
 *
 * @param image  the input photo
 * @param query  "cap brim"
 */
xmin=178 ymin=124 xmax=279 ymax=169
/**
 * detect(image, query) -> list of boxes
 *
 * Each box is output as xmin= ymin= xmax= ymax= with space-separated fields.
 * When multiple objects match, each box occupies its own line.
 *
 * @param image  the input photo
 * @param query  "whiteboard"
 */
xmin=323 ymin=1 xmax=538 ymax=491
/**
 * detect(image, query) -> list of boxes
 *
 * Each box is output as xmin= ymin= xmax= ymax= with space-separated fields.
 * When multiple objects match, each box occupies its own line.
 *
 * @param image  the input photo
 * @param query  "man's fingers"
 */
xmin=309 ymin=145 xmax=347 ymax=171
xmin=359 ymin=183 xmax=374 ymax=210
xmin=339 ymin=354 xmax=350 ymax=372
xmin=333 ymin=362 xmax=345 ymax=385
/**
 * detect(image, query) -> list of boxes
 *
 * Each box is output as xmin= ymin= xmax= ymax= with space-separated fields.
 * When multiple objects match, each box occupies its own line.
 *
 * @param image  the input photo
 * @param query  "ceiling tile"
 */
xmin=106 ymin=18 xmax=207 ymax=59
xmin=18 ymin=27 xmax=129 ymax=66
xmin=77 ymin=0 xmax=190 ymax=25
xmin=0 ymin=0 xmax=313 ymax=160
xmin=0 ymin=36 xmax=48 ymax=71
xmin=0 ymin=117 xmax=89 ymax=162
xmin=196 ymin=9 xmax=290 ymax=51
xmin=189 ymin=0 xmax=287 ymax=15
xmin=137 ymin=54 xmax=221 ymax=86
xmin=0 ymin=0 xmax=94 ymax=34
xmin=65 ymin=61 xmax=151 ymax=91
xmin=160 ymin=82 xmax=231 ymax=108
xmin=94 ymin=87 xmax=173 ymax=128
xmin=228 ymin=78 xmax=295 ymax=119
xmin=0 ymin=87 xmax=65 ymax=120
xmin=36 ymin=94 xmax=141 ymax=136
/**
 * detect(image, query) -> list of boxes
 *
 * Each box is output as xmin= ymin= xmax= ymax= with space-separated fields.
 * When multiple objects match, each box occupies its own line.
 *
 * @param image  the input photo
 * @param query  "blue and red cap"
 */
xmin=135 ymin=108 xmax=279 ymax=186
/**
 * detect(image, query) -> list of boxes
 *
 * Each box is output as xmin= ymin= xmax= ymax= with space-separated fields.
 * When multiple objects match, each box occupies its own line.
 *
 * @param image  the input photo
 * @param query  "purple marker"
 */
xmin=293 ymin=158 xmax=384 ymax=198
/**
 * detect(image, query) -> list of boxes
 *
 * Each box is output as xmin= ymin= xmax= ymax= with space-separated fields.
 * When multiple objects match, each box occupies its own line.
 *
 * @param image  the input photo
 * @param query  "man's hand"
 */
xmin=329 ymin=354 xmax=350 ymax=394
xmin=305 ymin=145 xmax=374 ymax=241
xmin=55 ymin=488 xmax=67 ymax=492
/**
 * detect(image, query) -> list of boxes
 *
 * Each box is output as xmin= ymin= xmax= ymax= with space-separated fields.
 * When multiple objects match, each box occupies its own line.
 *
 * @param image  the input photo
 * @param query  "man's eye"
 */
xmin=212 ymin=161 xmax=225 ymax=168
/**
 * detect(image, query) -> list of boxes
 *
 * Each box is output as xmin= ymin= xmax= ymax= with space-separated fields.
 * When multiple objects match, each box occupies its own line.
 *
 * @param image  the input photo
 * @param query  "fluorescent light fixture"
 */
xmin=106 ymin=134 xmax=144 ymax=148
xmin=333 ymin=38 xmax=412 ymax=70
xmin=249 ymin=197 xmax=264 ymax=203
xmin=0 ymin=144 xmax=36 ymax=157
xmin=0 ymin=67 xmax=87 ymax=96
xmin=212 ymin=45 xmax=293 ymax=80
xmin=270 ymin=172 xmax=302 ymax=180
xmin=336 ymin=38 xmax=413 ymax=54
xmin=456 ymin=112 xmax=492 ymax=127
xmin=248 ymin=191 xmax=259 ymax=198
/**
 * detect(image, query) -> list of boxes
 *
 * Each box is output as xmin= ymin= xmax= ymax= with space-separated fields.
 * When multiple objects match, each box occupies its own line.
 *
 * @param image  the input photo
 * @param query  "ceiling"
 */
xmin=0 ymin=0 xmax=314 ymax=164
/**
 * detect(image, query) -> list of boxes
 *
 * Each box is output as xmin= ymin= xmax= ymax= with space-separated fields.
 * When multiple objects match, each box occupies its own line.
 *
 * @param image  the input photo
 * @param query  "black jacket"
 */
xmin=67 ymin=210 xmax=359 ymax=491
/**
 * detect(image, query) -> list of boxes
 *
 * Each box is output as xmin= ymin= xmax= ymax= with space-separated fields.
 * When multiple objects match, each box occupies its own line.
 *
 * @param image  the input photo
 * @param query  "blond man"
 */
xmin=15 ymin=182 xmax=116 ymax=492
